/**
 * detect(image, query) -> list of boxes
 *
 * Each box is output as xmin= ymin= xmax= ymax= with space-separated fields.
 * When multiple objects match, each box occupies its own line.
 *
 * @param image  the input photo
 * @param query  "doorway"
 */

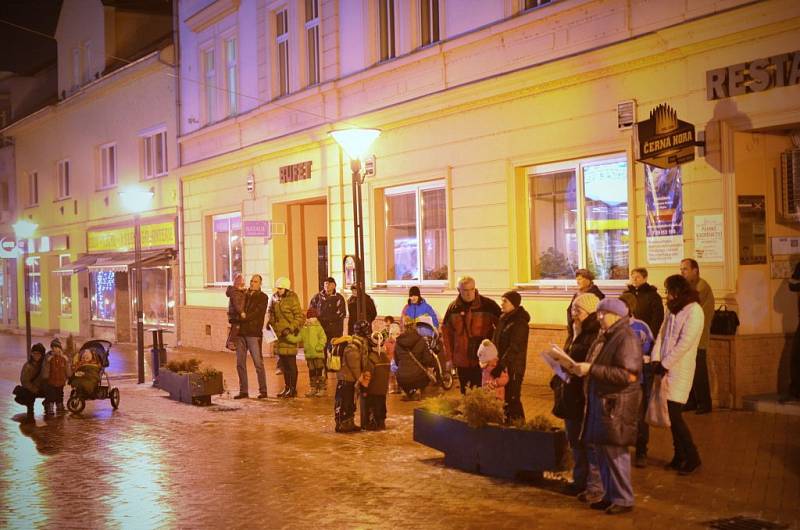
xmin=272 ymin=198 xmax=328 ymax=307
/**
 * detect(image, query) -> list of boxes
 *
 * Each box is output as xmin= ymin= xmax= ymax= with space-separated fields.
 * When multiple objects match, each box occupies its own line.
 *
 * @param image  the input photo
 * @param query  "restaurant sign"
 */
xmin=88 ymin=221 xmax=176 ymax=252
xmin=707 ymin=50 xmax=800 ymax=100
xmin=279 ymin=161 xmax=312 ymax=183
xmin=635 ymin=104 xmax=696 ymax=169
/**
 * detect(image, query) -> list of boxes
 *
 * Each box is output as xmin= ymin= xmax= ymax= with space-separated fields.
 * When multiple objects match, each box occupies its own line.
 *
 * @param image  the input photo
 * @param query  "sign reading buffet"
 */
xmin=707 ymin=50 xmax=800 ymax=100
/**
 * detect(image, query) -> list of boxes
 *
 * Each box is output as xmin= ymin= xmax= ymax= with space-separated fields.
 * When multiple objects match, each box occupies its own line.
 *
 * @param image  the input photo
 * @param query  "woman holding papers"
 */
xmin=556 ymin=292 xmax=602 ymax=498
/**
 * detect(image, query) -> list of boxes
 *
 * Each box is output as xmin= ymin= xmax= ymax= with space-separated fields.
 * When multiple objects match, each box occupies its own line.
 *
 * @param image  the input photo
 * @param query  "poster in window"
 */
xmin=644 ymin=164 xmax=684 ymax=264
xmin=738 ymin=195 xmax=767 ymax=265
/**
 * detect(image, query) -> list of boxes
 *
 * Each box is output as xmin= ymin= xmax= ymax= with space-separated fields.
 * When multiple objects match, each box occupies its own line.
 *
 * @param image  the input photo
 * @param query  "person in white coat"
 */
xmin=651 ymin=274 xmax=704 ymax=475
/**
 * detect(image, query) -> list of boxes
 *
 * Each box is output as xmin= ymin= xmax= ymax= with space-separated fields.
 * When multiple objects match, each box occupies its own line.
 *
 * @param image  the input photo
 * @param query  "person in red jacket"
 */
xmin=441 ymin=276 xmax=501 ymax=394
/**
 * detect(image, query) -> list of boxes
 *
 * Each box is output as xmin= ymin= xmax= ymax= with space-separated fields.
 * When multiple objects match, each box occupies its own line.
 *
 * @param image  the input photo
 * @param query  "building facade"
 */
xmin=1 ymin=0 xmax=178 ymax=343
xmin=175 ymin=0 xmax=797 ymax=405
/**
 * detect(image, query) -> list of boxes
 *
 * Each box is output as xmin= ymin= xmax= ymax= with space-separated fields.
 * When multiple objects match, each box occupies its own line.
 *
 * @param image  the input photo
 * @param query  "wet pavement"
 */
xmin=0 ymin=332 xmax=798 ymax=529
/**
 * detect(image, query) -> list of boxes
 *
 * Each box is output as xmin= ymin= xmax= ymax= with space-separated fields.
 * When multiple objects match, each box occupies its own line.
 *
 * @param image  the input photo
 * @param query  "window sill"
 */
xmin=53 ymin=196 xmax=72 ymax=203
xmin=205 ymin=283 xmax=233 ymax=288
xmin=372 ymin=282 xmax=448 ymax=293
xmin=24 ymin=203 xmax=39 ymax=209
xmin=515 ymin=280 xmax=629 ymax=297
xmin=142 ymin=172 xmax=168 ymax=181
xmin=96 ymin=185 xmax=118 ymax=192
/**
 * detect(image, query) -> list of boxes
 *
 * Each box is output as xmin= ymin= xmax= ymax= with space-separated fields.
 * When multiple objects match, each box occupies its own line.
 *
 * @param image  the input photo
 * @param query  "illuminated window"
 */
xmin=90 ymin=270 xmax=116 ymax=321
xmin=529 ymin=154 xmax=629 ymax=280
xmin=57 ymin=159 xmax=70 ymax=199
xmin=134 ymin=266 xmax=175 ymax=327
xmin=385 ymin=182 xmax=448 ymax=283
xmin=100 ymin=143 xmax=117 ymax=188
xmin=143 ymin=130 xmax=168 ymax=179
xmin=209 ymin=212 xmax=243 ymax=284
xmin=305 ymin=0 xmax=320 ymax=86
xmin=276 ymin=8 xmax=290 ymax=96
xmin=420 ymin=0 xmax=439 ymax=47
xmin=59 ymin=255 xmax=72 ymax=315
xmin=224 ymin=38 xmax=238 ymax=115
xmin=25 ymin=256 xmax=41 ymax=313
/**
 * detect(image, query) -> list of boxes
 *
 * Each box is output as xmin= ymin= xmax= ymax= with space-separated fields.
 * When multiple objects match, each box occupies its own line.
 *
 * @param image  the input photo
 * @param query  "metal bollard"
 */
xmin=151 ymin=329 xmax=161 ymax=382
xmin=157 ymin=329 xmax=167 ymax=366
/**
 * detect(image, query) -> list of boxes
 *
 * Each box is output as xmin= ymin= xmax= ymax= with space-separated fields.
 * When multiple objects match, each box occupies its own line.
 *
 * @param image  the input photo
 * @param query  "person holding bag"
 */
xmin=268 ymin=277 xmax=306 ymax=398
xmin=651 ymin=274 xmax=704 ymax=475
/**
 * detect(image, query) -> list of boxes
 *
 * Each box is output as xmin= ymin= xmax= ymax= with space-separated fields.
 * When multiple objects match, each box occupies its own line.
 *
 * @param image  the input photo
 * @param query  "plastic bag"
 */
xmin=646 ymin=374 xmax=671 ymax=428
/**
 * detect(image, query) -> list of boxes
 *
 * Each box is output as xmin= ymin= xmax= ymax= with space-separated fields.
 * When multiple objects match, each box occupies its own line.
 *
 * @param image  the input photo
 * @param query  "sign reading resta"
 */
xmin=707 ymin=51 xmax=800 ymax=100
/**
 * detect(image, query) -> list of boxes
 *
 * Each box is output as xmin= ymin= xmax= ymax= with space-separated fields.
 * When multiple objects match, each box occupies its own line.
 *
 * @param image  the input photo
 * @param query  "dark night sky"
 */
xmin=0 ymin=0 xmax=61 ymax=75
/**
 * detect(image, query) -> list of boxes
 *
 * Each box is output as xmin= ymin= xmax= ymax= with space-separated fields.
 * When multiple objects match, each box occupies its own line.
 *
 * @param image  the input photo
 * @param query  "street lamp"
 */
xmin=329 ymin=128 xmax=381 ymax=323
xmin=13 ymin=219 xmax=38 ymax=356
xmin=119 ymin=189 xmax=154 ymax=384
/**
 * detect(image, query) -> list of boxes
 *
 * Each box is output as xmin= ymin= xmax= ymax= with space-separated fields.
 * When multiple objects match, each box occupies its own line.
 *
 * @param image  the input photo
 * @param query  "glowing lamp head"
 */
xmin=12 ymin=219 xmax=38 ymax=239
xmin=329 ymin=128 xmax=381 ymax=161
xmin=119 ymin=189 xmax=154 ymax=213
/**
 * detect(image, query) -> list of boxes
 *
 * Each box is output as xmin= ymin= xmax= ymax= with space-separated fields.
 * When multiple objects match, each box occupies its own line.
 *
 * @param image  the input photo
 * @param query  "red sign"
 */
xmin=243 ymin=220 xmax=270 ymax=238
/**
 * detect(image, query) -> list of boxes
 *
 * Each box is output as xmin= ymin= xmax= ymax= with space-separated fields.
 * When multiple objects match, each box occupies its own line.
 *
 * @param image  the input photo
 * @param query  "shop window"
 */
xmin=209 ymin=212 xmax=243 ymax=284
xmin=224 ymin=37 xmax=238 ymax=115
xmin=528 ymin=154 xmax=629 ymax=281
xmin=276 ymin=8 xmax=290 ymax=96
xmin=27 ymin=171 xmax=38 ymax=206
xmin=379 ymin=0 xmax=396 ymax=61
xmin=25 ymin=257 xmax=41 ymax=313
xmin=385 ymin=182 xmax=448 ymax=284
xmin=137 ymin=266 xmax=174 ymax=326
xmin=420 ymin=0 xmax=439 ymax=47
xmin=305 ymin=0 xmax=320 ymax=86
xmin=100 ymin=143 xmax=117 ymax=188
xmin=59 ymin=255 xmax=72 ymax=316
xmin=90 ymin=270 xmax=116 ymax=322
xmin=57 ymin=159 xmax=70 ymax=199
xmin=143 ymin=130 xmax=168 ymax=179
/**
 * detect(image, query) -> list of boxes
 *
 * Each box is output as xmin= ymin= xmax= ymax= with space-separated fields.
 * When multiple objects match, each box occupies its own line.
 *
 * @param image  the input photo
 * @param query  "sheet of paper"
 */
xmin=539 ymin=350 xmax=570 ymax=382
xmin=546 ymin=344 xmax=577 ymax=369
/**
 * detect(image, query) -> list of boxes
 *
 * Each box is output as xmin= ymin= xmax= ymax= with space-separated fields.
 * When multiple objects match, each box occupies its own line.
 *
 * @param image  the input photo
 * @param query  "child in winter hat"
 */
xmin=477 ymin=339 xmax=508 ymax=401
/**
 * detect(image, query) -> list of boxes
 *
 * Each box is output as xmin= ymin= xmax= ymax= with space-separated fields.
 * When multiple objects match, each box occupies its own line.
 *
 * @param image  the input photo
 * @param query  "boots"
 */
xmin=336 ymin=418 xmax=359 ymax=433
xmin=305 ymin=383 xmax=319 ymax=398
xmin=315 ymin=378 xmax=327 ymax=397
xmin=26 ymin=404 xmax=34 ymax=418
xmin=277 ymin=387 xmax=290 ymax=398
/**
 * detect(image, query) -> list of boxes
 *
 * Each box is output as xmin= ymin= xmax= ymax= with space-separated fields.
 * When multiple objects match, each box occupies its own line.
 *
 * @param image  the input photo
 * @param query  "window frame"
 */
xmin=383 ymin=180 xmax=449 ymax=287
xmin=141 ymin=128 xmax=168 ymax=180
xmin=200 ymin=44 xmax=216 ymax=125
xmin=378 ymin=0 xmax=396 ymax=62
xmin=523 ymin=0 xmax=553 ymax=11
xmin=304 ymin=0 xmax=321 ymax=86
xmin=59 ymin=254 xmax=72 ymax=316
xmin=57 ymin=159 xmax=71 ymax=200
xmin=526 ymin=152 xmax=632 ymax=288
xmin=223 ymin=36 xmax=238 ymax=116
xmin=27 ymin=171 xmax=39 ymax=207
xmin=72 ymin=47 xmax=80 ymax=89
xmin=207 ymin=211 xmax=243 ymax=286
xmin=419 ymin=0 xmax=440 ymax=48
xmin=275 ymin=7 xmax=290 ymax=97
xmin=25 ymin=256 xmax=41 ymax=313
xmin=99 ymin=142 xmax=117 ymax=189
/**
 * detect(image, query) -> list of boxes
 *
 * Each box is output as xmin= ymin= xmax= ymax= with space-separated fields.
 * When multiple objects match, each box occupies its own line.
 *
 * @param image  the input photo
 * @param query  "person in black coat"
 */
xmin=347 ymin=284 xmax=377 ymax=335
xmin=491 ymin=290 xmax=530 ymax=423
xmin=625 ymin=267 xmax=664 ymax=337
xmin=565 ymin=268 xmax=605 ymax=348
xmin=393 ymin=322 xmax=434 ymax=399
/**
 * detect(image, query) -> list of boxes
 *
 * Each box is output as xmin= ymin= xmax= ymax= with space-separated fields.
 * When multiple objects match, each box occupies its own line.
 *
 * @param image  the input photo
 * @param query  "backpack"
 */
xmin=48 ymin=353 xmax=68 ymax=387
xmin=328 ymin=335 xmax=369 ymax=374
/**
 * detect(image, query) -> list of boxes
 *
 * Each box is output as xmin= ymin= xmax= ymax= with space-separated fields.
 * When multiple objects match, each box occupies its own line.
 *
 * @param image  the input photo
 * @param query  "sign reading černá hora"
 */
xmin=635 ymin=104 xmax=696 ymax=169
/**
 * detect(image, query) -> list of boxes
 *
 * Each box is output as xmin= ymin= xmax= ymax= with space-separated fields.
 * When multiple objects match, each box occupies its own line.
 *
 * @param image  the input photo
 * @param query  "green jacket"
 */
xmin=286 ymin=318 xmax=327 ymax=360
xmin=268 ymin=290 xmax=306 ymax=356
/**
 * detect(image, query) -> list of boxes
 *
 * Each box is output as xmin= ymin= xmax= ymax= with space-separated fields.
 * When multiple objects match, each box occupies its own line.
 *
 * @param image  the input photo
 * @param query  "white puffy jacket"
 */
xmin=651 ymin=302 xmax=703 ymax=404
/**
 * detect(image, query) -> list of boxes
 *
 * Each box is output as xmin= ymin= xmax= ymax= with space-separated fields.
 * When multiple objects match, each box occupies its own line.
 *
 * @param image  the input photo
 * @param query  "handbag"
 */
xmin=550 ymin=376 xmax=568 ymax=420
xmin=645 ymin=374 xmax=671 ymax=428
xmin=710 ymin=304 xmax=740 ymax=335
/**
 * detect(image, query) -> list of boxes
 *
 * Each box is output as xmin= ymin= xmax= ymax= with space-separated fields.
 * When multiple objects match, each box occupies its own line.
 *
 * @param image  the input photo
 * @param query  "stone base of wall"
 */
xmin=178 ymin=305 xmax=231 ymax=352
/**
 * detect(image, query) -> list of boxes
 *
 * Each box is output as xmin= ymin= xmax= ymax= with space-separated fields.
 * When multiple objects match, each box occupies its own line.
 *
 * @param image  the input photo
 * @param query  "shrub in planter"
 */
xmin=156 ymin=358 xmax=223 ymax=406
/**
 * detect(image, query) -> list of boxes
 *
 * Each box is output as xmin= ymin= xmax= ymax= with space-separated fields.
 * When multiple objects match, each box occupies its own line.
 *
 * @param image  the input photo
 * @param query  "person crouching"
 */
xmin=477 ymin=339 xmax=508 ymax=401
xmin=13 ymin=343 xmax=48 ymax=418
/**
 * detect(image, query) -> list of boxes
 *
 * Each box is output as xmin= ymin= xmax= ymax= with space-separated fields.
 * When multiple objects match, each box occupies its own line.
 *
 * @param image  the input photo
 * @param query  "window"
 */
xmin=82 ymin=41 xmax=92 ymax=83
xmin=305 ymin=0 xmax=320 ymax=86
xmin=528 ymin=155 xmax=629 ymax=281
xmin=420 ymin=0 xmax=439 ymax=47
xmin=90 ymin=270 xmax=116 ymax=321
xmin=59 ymin=255 xmax=72 ymax=315
xmin=224 ymin=38 xmax=238 ymax=115
xmin=27 ymin=171 xmax=38 ymax=206
xmin=202 ymin=48 xmax=216 ymax=124
xmin=72 ymin=47 xmax=80 ymax=89
xmin=210 ymin=212 xmax=243 ymax=284
xmin=276 ymin=8 xmax=290 ymax=96
xmin=25 ymin=256 xmax=41 ymax=313
xmin=379 ymin=0 xmax=396 ymax=61
xmin=524 ymin=0 xmax=552 ymax=9
xmin=385 ymin=183 xmax=448 ymax=283
xmin=143 ymin=130 xmax=168 ymax=179
xmin=57 ymin=159 xmax=70 ymax=199
xmin=134 ymin=266 xmax=175 ymax=326
xmin=100 ymin=143 xmax=117 ymax=188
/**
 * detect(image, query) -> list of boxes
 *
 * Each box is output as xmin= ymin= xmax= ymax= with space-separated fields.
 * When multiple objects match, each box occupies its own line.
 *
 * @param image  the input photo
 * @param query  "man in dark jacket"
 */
xmin=441 ymin=276 xmax=501 ymax=394
xmin=492 ymin=290 xmax=530 ymax=423
xmin=309 ymin=277 xmax=346 ymax=352
xmin=347 ymin=284 xmax=377 ymax=334
xmin=572 ymin=297 xmax=642 ymax=515
xmin=625 ymin=267 xmax=664 ymax=338
xmin=235 ymin=275 xmax=269 ymax=399
xmin=565 ymin=269 xmax=605 ymax=348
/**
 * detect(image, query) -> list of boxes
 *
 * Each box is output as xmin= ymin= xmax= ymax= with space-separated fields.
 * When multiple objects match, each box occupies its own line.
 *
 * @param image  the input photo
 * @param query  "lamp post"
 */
xmin=329 ymin=128 xmax=381 ymax=323
xmin=13 ymin=219 xmax=38 ymax=356
xmin=119 ymin=189 xmax=154 ymax=384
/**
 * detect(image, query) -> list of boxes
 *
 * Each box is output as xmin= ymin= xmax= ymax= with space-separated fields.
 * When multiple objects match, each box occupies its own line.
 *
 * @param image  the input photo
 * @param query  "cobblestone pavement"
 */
xmin=0 ymin=333 xmax=798 ymax=529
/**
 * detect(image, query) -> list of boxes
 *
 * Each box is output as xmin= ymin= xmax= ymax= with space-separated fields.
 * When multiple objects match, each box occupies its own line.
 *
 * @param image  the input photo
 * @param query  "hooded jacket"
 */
xmin=365 ymin=344 xmax=391 ymax=396
xmin=624 ymin=282 xmax=664 ymax=338
xmin=492 ymin=306 xmax=531 ymax=374
xmin=346 ymin=293 xmax=378 ymax=334
xmin=401 ymin=297 xmax=439 ymax=329
xmin=394 ymin=328 xmax=434 ymax=384
xmin=268 ymin=289 xmax=306 ymax=356
xmin=557 ymin=312 xmax=601 ymax=420
xmin=226 ymin=285 xmax=247 ymax=323
xmin=20 ymin=352 xmax=47 ymax=393
xmin=441 ymin=292 xmax=501 ymax=368
xmin=286 ymin=318 xmax=327 ymax=360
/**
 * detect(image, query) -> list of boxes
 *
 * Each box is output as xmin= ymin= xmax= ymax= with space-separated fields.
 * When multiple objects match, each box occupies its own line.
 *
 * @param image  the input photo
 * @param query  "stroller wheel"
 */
xmin=67 ymin=395 xmax=85 ymax=414
xmin=109 ymin=388 xmax=120 ymax=410
xmin=441 ymin=371 xmax=454 ymax=391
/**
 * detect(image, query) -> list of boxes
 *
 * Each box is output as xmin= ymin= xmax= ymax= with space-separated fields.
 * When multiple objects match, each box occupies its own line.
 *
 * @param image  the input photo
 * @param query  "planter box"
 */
xmin=413 ymin=408 xmax=568 ymax=479
xmin=155 ymin=369 xmax=224 ymax=406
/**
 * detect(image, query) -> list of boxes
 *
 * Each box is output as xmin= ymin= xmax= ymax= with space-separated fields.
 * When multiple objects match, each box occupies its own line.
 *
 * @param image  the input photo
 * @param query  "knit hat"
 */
xmin=575 ymin=268 xmax=595 ymax=281
xmin=408 ymin=286 xmax=421 ymax=298
xmin=618 ymin=293 xmax=637 ymax=315
xmin=477 ymin=339 xmax=499 ymax=368
xmin=597 ymin=297 xmax=629 ymax=318
xmin=572 ymin=293 xmax=600 ymax=315
xmin=306 ymin=307 xmax=318 ymax=319
xmin=275 ymin=277 xmax=291 ymax=289
xmin=31 ymin=343 xmax=46 ymax=355
xmin=502 ymin=290 xmax=521 ymax=308
xmin=50 ymin=338 xmax=62 ymax=350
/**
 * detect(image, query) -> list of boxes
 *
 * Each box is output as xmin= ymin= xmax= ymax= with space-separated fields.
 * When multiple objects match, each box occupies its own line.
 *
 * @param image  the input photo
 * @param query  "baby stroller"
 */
xmin=67 ymin=340 xmax=120 ymax=413
xmin=415 ymin=319 xmax=454 ymax=391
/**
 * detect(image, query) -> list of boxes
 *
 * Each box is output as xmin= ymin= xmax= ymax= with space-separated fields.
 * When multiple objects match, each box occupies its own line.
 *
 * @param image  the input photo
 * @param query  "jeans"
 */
xmin=687 ymin=348 xmax=712 ymax=411
xmin=636 ymin=363 xmax=653 ymax=456
xmin=236 ymin=336 xmax=267 ymax=395
xmin=457 ymin=366 xmax=482 ymax=394
xmin=667 ymin=400 xmax=699 ymax=464
xmin=595 ymin=444 xmax=635 ymax=507
xmin=565 ymin=417 xmax=600 ymax=495
xmin=504 ymin=370 xmax=525 ymax=423
xmin=281 ymin=355 xmax=298 ymax=390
